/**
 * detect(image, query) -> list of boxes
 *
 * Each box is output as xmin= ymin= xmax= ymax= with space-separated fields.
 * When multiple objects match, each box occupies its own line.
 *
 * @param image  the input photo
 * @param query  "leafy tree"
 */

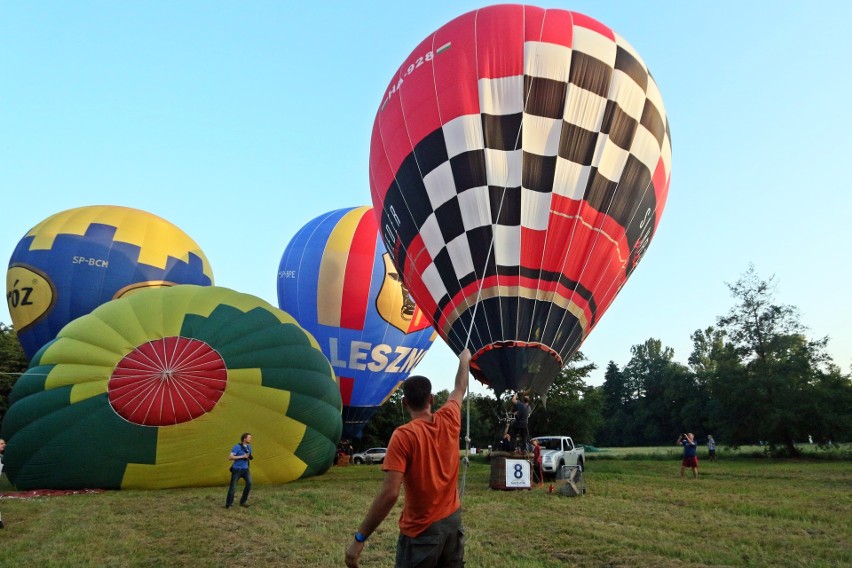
xmin=357 ymin=388 xmax=407 ymax=449
xmin=714 ymin=266 xmax=850 ymax=454
xmin=358 ymin=386 xmax=500 ymax=452
xmin=597 ymin=361 xmax=630 ymax=446
xmin=688 ymin=326 xmax=727 ymax=378
xmin=0 ymin=322 xmax=28 ymax=423
xmin=622 ymin=339 xmax=683 ymax=444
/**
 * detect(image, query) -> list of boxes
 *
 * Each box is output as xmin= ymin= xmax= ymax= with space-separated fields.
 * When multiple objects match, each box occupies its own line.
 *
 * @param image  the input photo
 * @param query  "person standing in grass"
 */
xmin=707 ymin=435 xmax=717 ymax=462
xmin=345 ymin=349 xmax=470 ymax=568
xmin=225 ymin=432 xmax=253 ymax=508
xmin=677 ymin=433 xmax=698 ymax=478
xmin=0 ymin=438 xmax=5 ymax=528
xmin=531 ymin=438 xmax=544 ymax=486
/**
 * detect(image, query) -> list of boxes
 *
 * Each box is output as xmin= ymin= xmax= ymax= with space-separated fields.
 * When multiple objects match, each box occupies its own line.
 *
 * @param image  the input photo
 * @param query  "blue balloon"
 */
xmin=6 ymin=205 xmax=214 ymax=359
xmin=278 ymin=206 xmax=436 ymax=439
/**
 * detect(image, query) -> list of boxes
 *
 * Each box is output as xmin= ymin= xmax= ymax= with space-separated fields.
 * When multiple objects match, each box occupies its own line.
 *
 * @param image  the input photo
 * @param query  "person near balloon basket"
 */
xmin=531 ymin=438 xmax=544 ymax=487
xmin=499 ymin=432 xmax=514 ymax=453
xmin=225 ymin=433 xmax=253 ymax=508
xmin=345 ymin=350 xmax=470 ymax=568
xmin=511 ymin=393 xmax=531 ymax=453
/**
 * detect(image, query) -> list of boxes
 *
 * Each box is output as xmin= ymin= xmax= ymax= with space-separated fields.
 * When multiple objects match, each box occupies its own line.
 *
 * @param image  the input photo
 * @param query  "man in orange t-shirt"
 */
xmin=345 ymin=349 xmax=470 ymax=568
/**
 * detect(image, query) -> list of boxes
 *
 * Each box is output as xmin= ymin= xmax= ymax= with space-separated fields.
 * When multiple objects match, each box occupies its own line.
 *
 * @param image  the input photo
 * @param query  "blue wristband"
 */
xmin=355 ymin=531 xmax=367 ymax=543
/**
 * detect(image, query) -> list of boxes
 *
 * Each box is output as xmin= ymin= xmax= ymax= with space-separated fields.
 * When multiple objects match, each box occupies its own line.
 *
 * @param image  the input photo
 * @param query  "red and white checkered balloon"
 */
xmin=370 ymin=4 xmax=672 ymax=395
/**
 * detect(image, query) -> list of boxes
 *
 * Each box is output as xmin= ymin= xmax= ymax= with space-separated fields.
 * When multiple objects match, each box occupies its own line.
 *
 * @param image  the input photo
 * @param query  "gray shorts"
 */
xmin=395 ymin=508 xmax=464 ymax=568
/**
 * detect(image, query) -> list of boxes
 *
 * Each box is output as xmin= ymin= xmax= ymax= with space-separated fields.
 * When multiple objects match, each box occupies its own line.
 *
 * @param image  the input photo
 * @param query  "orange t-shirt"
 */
xmin=382 ymin=399 xmax=461 ymax=537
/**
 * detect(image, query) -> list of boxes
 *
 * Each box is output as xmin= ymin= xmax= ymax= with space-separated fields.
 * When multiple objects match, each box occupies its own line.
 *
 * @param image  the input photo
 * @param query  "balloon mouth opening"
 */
xmin=108 ymin=336 xmax=228 ymax=426
xmin=471 ymin=341 xmax=562 ymax=395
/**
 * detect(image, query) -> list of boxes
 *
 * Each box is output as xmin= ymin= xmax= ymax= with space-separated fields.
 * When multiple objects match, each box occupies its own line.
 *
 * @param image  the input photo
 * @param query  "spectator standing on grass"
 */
xmin=0 ymin=438 xmax=5 ymax=528
xmin=678 ymin=433 xmax=698 ymax=479
xmin=707 ymin=435 xmax=717 ymax=462
xmin=345 ymin=349 xmax=470 ymax=568
xmin=225 ymin=432 xmax=253 ymax=508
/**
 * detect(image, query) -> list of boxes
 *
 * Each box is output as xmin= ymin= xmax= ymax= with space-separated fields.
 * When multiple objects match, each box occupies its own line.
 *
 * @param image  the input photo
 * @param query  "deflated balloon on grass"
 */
xmin=0 ymin=285 xmax=342 ymax=490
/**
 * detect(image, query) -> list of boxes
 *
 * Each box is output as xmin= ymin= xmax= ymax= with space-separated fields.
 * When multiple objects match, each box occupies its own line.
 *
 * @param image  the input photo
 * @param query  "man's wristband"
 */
xmin=354 ymin=531 xmax=368 ymax=543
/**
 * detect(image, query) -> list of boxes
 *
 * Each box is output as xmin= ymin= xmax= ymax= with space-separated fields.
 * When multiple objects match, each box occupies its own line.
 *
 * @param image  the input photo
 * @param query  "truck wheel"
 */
xmin=578 ymin=459 xmax=585 ymax=472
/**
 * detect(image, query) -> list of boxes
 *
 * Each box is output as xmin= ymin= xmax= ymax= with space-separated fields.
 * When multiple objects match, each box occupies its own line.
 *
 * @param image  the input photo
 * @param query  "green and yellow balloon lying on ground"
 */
xmin=0 ymin=285 xmax=342 ymax=490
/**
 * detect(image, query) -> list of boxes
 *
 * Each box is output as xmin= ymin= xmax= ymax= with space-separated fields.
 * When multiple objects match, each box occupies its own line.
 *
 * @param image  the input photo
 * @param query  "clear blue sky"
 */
xmin=2 ymin=2 xmax=850 ymax=395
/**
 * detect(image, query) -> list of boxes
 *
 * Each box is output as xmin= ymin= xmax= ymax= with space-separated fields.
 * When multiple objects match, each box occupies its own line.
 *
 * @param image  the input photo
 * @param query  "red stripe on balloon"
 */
xmin=530 ymin=7 xmax=574 ymax=47
xmin=433 ymin=11 xmax=479 ymax=124
xmin=339 ymin=376 xmax=355 ymax=406
xmin=572 ymin=11 xmax=614 ymax=40
xmin=476 ymin=5 xmax=524 ymax=79
xmin=339 ymin=211 xmax=378 ymax=330
xmin=435 ymin=273 xmax=595 ymax=341
xmin=652 ymin=157 xmax=671 ymax=232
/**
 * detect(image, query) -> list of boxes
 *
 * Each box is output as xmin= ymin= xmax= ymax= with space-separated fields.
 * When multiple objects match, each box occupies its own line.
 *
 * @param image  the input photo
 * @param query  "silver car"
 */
xmin=352 ymin=447 xmax=387 ymax=465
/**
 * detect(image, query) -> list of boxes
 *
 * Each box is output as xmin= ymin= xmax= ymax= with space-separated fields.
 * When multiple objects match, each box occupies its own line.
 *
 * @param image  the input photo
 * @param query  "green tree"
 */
xmin=622 ymin=338 xmax=690 ymax=445
xmin=597 ymin=361 xmax=631 ymax=446
xmin=715 ymin=266 xmax=850 ymax=453
xmin=358 ymin=388 xmax=407 ymax=449
xmin=358 ymin=386 xmax=500 ymax=452
xmin=0 ymin=322 xmax=29 ymax=423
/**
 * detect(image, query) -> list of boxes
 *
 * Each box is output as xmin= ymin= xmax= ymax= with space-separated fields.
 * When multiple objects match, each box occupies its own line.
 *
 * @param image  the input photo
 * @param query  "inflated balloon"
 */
xmin=370 ymin=5 xmax=672 ymax=395
xmin=278 ymin=206 xmax=436 ymax=439
xmin=0 ymin=285 xmax=342 ymax=490
xmin=6 ymin=205 xmax=214 ymax=360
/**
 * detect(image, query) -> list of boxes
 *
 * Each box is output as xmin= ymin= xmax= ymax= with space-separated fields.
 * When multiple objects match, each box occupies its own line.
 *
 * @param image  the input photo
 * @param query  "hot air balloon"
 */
xmin=0 ymin=285 xmax=342 ymax=490
xmin=278 ymin=206 xmax=436 ymax=439
xmin=369 ymin=5 xmax=672 ymax=395
xmin=6 ymin=205 xmax=214 ymax=360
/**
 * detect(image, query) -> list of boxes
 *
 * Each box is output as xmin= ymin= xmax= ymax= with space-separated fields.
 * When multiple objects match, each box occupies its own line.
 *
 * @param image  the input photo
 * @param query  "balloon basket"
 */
xmin=489 ymin=455 xmax=532 ymax=490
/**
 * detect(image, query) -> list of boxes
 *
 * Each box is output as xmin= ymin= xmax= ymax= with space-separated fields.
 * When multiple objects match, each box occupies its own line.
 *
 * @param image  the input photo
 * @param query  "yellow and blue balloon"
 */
xmin=278 ymin=206 xmax=436 ymax=439
xmin=6 ymin=205 xmax=214 ymax=359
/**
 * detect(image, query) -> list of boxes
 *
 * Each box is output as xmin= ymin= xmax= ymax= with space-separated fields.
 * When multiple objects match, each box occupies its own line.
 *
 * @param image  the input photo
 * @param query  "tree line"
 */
xmin=2 ymin=267 xmax=850 ymax=456
xmin=359 ymin=266 xmax=851 ymax=455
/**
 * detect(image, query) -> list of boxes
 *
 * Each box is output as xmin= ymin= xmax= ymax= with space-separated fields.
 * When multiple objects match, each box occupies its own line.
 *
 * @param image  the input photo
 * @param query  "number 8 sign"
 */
xmin=504 ymin=459 xmax=531 ymax=488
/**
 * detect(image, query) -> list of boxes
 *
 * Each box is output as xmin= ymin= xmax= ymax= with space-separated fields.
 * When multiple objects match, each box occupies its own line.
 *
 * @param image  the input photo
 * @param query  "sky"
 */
xmin=2 ymin=2 xmax=850 ymax=395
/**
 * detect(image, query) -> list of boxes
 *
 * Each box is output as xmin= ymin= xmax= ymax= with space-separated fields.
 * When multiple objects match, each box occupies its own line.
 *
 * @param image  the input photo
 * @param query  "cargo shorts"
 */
xmin=395 ymin=508 xmax=464 ymax=567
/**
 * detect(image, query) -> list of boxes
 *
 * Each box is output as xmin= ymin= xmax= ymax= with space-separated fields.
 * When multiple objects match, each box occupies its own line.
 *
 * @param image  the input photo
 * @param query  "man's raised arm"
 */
xmin=449 ymin=349 xmax=471 ymax=404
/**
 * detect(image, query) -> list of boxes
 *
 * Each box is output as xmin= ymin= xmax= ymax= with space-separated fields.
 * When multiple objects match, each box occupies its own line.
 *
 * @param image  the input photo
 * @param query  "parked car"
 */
xmin=352 ymin=447 xmax=387 ymax=465
xmin=531 ymin=436 xmax=585 ymax=476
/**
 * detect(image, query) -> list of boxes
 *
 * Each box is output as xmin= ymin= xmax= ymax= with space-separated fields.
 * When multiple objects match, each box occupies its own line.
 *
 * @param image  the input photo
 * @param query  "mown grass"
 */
xmin=0 ymin=455 xmax=849 ymax=567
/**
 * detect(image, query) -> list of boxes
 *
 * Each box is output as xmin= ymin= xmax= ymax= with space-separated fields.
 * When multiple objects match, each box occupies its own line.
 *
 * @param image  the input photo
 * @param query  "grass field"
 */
xmin=0 ymin=453 xmax=849 ymax=567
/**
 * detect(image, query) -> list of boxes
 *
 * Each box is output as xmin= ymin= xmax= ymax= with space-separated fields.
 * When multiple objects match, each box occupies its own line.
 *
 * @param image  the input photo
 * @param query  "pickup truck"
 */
xmin=532 ymin=436 xmax=585 ymax=476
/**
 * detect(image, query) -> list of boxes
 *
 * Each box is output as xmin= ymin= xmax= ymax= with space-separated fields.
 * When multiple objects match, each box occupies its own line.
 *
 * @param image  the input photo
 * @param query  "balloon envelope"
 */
xmin=278 ymin=206 xmax=436 ymax=439
xmin=369 ymin=5 xmax=672 ymax=394
xmin=0 ymin=285 xmax=342 ymax=490
xmin=6 ymin=205 xmax=214 ymax=360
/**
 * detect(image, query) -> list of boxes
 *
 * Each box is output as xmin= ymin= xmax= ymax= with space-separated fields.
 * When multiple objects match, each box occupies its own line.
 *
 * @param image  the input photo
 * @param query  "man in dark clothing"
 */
xmin=511 ymin=393 xmax=531 ymax=452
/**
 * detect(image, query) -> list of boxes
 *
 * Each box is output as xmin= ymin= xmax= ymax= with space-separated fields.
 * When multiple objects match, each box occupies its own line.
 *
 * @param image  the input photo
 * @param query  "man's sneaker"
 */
xmin=240 ymin=502 xmax=250 ymax=507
